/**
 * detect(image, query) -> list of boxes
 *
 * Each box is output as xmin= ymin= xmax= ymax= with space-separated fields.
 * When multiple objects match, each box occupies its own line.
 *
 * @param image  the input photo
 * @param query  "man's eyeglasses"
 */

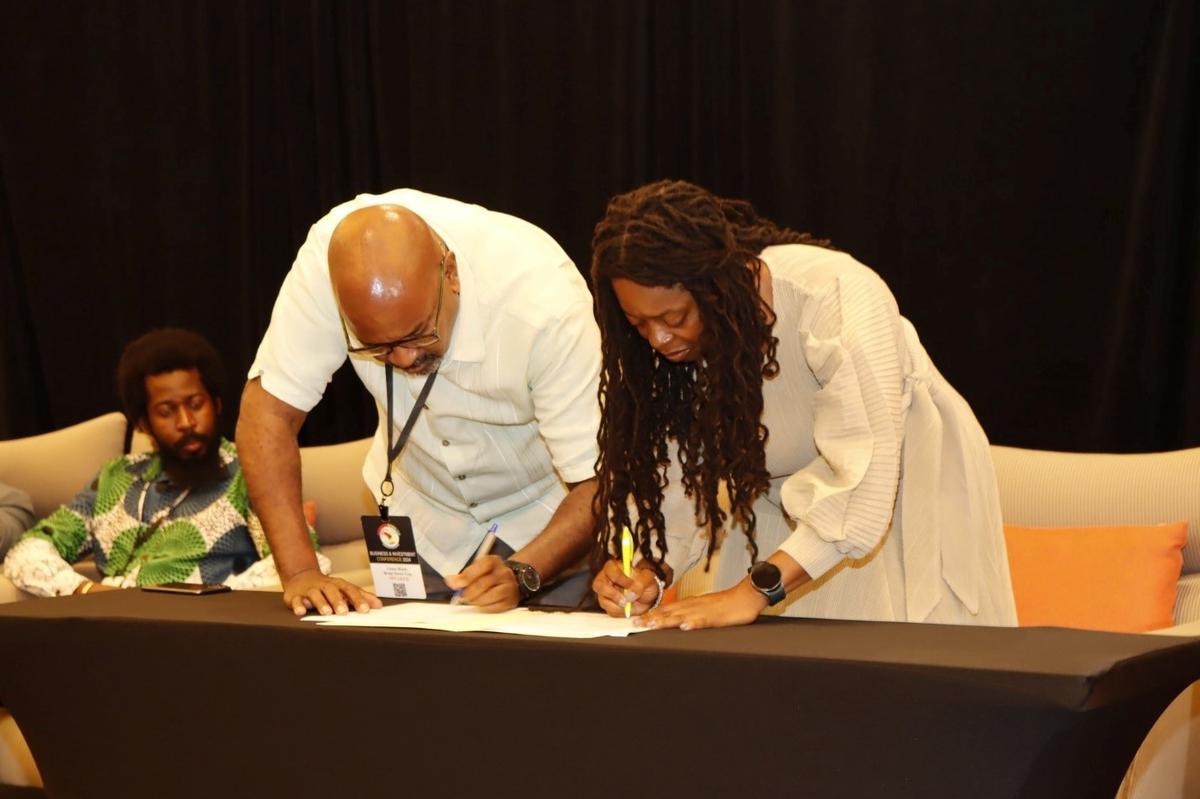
xmin=341 ymin=247 xmax=448 ymax=357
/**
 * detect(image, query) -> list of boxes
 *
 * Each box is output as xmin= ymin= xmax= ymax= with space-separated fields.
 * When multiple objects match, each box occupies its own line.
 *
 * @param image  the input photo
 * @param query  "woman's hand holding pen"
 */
xmin=444 ymin=555 xmax=519 ymax=612
xmin=593 ymin=559 xmax=661 ymax=617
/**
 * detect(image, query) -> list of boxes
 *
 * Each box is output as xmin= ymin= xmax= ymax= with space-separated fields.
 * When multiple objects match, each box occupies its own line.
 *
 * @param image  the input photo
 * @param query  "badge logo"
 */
xmin=377 ymin=521 xmax=401 ymax=550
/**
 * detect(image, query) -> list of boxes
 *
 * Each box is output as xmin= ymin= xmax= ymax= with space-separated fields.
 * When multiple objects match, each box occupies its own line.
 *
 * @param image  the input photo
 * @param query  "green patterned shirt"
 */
xmin=4 ymin=439 xmax=271 ymax=595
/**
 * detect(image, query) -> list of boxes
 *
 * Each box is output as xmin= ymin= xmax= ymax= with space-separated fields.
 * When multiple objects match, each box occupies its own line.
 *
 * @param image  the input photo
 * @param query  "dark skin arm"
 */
xmin=444 ymin=478 xmax=598 ymax=611
xmin=241 ymin=376 xmax=595 ymax=615
xmin=637 ymin=550 xmax=811 ymax=630
xmin=593 ymin=547 xmax=813 ymax=629
xmin=236 ymin=378 xmax=382 ymax=617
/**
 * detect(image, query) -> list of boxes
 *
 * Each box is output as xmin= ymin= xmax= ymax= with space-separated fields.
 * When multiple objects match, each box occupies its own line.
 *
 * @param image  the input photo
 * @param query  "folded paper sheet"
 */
xmin=300 ymin=601 xmax=652 ymax=639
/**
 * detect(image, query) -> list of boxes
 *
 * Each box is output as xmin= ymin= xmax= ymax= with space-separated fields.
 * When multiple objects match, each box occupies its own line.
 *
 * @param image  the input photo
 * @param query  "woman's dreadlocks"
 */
xmin=590 ymin=179 xmax=830 ymax=575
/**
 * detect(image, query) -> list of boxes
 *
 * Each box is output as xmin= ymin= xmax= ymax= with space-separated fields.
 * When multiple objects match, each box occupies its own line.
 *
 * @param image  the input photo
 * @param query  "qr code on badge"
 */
xmin=391 ymin=583 xmax=408 ymax=598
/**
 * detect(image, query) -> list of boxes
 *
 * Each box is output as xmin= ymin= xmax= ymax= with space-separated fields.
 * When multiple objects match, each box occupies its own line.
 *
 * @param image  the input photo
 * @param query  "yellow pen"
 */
xmin=621 ymin=525 xmax=634 ymax=618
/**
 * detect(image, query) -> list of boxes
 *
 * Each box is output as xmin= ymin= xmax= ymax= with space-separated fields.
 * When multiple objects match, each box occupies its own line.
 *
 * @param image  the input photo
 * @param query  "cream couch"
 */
xmin=3 ymin=417 xmax=1199 ymax=794
xmin=21 ymin=422 xmax=1194 ymax=620
xmin=987 ymin=445 xmax=1200 ymax=799
xmin=989 ymin=444 xmax=1200 ymax=627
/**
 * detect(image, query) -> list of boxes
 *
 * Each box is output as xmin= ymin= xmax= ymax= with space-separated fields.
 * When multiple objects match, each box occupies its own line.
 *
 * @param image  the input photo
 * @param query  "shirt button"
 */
xmin=469 ymin=502 xmax=478 ymax=508
xmin=441 ymin=440 xmax=449 ymax=447
xmin=456 ymin=475 xmax=465 ymax=481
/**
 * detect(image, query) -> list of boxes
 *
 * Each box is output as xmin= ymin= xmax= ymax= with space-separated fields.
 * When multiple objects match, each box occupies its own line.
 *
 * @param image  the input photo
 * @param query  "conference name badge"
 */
xmin=361 ymin=515 xmax=426 ymax=600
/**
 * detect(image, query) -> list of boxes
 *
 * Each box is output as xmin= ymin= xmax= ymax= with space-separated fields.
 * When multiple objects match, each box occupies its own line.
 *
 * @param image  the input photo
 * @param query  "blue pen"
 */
xmin=450 ymin=523 xmax=499 ymax=606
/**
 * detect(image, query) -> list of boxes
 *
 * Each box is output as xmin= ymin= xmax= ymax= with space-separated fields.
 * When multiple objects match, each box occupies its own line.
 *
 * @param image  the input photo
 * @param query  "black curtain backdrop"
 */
xmin=1 ymin=0 xmax=1196 ymax=452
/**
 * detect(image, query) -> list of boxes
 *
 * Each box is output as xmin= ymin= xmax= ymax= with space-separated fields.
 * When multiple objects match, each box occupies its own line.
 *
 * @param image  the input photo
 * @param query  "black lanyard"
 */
xmin=380 ymin=363 xmax=439 ymax=519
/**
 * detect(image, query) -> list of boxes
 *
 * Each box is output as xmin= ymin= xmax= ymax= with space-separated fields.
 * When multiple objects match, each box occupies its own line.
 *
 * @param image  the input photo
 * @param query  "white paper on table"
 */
xmin=299 ymin=601 xmax=651 ymax=639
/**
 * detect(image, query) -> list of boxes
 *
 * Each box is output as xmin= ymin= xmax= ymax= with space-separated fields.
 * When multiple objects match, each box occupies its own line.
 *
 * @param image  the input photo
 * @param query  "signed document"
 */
xmin=300 ymin=601 xmax=651 ymax=639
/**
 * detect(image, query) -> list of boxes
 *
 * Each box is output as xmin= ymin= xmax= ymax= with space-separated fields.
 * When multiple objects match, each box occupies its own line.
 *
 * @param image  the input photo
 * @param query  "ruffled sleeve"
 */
xmin=776 ymin=271 xmax=905 ymax=581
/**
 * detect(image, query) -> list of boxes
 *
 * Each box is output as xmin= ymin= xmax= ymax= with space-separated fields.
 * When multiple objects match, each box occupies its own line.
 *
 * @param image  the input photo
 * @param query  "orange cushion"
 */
xmin=1004 ymin=522 xmax=1187 ymax=633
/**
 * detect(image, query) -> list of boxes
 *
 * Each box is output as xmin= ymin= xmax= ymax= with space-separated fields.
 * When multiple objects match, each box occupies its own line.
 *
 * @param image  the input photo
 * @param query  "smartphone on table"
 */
xmin=141 ymin=582 xmax=231 ymax=595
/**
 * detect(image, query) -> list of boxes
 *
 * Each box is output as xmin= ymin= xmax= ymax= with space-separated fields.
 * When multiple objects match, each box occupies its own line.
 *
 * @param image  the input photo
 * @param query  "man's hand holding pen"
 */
xmin=445 ymin=554 xmax=519 ymax=611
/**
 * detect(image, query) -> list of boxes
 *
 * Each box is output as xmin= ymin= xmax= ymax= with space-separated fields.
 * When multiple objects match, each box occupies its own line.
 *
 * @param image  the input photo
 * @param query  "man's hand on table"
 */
xmin=444 ymin=555 xmax=519 ymax=612
xmin=283 ymin=568 xmax=382 ymax=617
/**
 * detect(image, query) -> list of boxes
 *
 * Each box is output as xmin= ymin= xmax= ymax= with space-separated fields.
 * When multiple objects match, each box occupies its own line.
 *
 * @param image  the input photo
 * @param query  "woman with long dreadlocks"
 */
xmin=590 ymin=180 xmax=1016 ymax=629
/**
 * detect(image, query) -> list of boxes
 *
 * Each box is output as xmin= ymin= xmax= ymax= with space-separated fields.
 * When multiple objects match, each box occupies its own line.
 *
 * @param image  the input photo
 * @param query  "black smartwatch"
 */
xmin=748 ymin=561 xmax=786 ymax=606
xmin=504 ymin=560 xmax=542 ymax=602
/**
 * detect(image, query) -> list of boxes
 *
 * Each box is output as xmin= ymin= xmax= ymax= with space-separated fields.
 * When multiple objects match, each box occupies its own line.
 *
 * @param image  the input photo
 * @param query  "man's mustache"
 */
xmin=403 ymin=354 xmax=441 ymax=375
xmin=170 ymin=432 xmax=213 ymax=457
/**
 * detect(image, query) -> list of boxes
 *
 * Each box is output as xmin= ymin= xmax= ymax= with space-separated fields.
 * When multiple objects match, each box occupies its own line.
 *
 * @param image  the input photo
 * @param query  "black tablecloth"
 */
xmin=1 ymin=590 xmax=1198 ymax=798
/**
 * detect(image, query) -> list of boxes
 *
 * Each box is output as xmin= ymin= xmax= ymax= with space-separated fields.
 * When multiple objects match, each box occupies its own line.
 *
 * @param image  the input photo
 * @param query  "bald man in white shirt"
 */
xmin=237 ymin=190 xmax=601 ymax=616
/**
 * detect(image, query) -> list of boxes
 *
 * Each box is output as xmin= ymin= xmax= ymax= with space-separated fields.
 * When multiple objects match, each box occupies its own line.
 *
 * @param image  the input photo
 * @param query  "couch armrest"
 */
xmin=0 ymin=412 xmax=128 ymax=519
xmin=0 ymin=577 xmax=32 ymax=604
xmin=1150 ymin=620 xmax=1200 ymax=637
xmin=1172 ymin=573 xmax=1200 ymax=628
xmin=990 ymin=445 xmax=1200 ymax=573
xmin=298 ymin=438 xmax=377 ymax=548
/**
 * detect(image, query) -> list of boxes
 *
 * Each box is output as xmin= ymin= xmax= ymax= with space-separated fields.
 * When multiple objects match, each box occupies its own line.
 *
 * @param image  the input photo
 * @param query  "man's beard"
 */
xmin=157 ymin=431 xmax=224 ymax=486
xmin=401 ymin=353 xmax=442 ymax=376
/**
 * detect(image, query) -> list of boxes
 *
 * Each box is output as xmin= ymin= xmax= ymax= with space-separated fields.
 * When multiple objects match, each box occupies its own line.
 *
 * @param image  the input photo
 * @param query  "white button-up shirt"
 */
xmin=249 ymin=189 xmax=601 ymax=576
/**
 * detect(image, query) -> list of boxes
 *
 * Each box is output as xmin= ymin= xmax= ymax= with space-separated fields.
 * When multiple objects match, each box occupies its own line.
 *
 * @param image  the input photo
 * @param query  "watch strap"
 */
xmin=750 ymin=562 xmax=787 ymax=606
xmin=761 ymin=581 xmax=786 ymax=606
xmin=504 ymin=560 xmax=541 ymax=601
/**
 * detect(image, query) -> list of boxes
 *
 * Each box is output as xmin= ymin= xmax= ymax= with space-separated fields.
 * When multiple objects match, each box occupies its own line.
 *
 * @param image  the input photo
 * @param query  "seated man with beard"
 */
xmin=3 ymin=328 xmax=320 ymax=596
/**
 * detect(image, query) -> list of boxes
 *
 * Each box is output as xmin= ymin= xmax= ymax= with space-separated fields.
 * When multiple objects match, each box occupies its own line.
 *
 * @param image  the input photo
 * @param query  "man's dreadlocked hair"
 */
xmin=590 ymin=179 xmax=831 ymax=576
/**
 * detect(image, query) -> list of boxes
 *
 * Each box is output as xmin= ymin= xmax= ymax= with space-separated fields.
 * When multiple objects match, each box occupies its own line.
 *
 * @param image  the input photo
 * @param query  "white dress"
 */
xmin=659 ymin=244 xmax=1017 ymax=625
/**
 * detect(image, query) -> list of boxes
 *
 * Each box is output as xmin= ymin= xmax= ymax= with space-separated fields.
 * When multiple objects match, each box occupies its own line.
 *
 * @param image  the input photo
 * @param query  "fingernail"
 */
xmin=320 ymin=606 xmax=331 ymax=615
xmin=622 ymin=592 xmax=638 ymax=604
xmin=680 ymin=622 xmax=692 ymax=631
xmin=337 ymin=605 xmax=348 ymax=615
